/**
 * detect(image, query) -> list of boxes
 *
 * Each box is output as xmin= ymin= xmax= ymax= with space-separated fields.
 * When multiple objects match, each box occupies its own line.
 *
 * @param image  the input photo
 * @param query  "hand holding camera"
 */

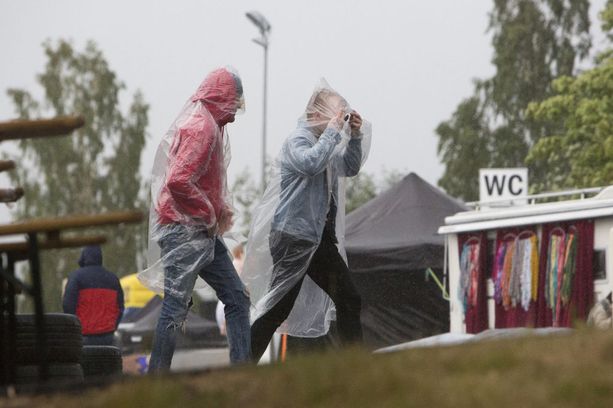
xmin=348 ymin=111 xmax=362 ymax=138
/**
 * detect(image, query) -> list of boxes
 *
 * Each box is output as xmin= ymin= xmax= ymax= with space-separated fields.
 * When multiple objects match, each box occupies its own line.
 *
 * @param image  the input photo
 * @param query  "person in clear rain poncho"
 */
xmin=242 ymin=80 xmax=372 ymax=362
xmin=139 ymin=67 xmax=251 ymax=371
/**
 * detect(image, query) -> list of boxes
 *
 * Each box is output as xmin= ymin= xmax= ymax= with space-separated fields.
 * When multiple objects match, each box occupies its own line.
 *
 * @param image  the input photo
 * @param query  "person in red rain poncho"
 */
xmin=140 ymin=67 xmax=251 ymax=372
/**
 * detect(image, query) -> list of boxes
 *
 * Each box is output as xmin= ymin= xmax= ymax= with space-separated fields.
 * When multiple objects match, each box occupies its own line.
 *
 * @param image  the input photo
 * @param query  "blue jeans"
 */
xmin=148 ymin=224 xmax=251 ymax=372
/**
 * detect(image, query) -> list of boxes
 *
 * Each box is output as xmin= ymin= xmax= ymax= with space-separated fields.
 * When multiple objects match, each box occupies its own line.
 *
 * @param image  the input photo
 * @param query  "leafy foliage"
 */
xmin=436 ymin=0 xmax=592 ymax=200
xmin=526 ymin=1 xmax=613 ymax=190
xmin=6 ymin=40 xmax=149 ymax=311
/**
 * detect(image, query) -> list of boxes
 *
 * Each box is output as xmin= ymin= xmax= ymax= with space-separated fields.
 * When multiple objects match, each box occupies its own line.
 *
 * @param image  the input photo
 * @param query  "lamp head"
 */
xmin=246 ymin=11 xmax=271 ymax=34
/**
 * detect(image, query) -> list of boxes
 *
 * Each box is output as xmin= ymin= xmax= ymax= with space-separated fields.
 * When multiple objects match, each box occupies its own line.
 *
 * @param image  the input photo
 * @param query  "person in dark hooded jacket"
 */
xmin=63 ymin=245 xmax=124 ymax=346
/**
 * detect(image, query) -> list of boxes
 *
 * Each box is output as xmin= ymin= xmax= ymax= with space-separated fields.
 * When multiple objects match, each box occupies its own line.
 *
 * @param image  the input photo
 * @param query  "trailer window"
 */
xmin=593 ymin=250 xmax=606 ymax=280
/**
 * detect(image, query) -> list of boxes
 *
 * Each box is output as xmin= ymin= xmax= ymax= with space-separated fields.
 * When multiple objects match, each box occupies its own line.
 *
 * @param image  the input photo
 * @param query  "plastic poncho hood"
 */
xmin=138 ymin=67 xmax=243 ymax=297
xmin=242 ymin=79 xmax=372 ymax=337
xmin=192 ymin=68 xmax=245 ymax=125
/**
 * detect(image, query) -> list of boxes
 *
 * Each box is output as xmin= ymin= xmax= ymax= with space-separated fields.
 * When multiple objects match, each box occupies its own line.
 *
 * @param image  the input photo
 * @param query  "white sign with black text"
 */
xmin=479 ymin=168 xmax=528 ymax=206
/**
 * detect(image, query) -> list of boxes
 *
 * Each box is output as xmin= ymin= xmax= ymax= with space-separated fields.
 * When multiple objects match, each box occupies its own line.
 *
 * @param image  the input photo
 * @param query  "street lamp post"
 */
xmin=246 ymin=11 xmax=271 ymax=193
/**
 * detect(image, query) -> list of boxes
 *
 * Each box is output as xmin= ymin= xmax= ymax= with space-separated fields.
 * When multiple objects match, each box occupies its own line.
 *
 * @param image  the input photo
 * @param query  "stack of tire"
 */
xmin=13 ymin=313 xmax=124 ymax=391
xmin=14 ymin=313 xmax=84 ymax=390
xmin=81 ymin=345 xmax=123 ymax=379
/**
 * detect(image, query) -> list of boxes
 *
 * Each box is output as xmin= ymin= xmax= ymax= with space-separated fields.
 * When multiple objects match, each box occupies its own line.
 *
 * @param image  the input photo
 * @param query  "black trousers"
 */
xmin=250 ymin=230 xmax=363 ymax=362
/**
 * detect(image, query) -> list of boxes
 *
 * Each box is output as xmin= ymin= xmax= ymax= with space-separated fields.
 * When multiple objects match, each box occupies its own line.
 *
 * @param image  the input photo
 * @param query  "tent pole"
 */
xmin=425 ymin=268 xmax=449 ymax=300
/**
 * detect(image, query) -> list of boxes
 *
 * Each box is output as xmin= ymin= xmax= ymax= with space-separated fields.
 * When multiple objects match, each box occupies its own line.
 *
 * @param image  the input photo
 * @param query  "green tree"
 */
xmin=436 ymin=96 xmax=491 ymax=201
xmin=345 ymin=169 xmax=409 ymax=213
xmin=6 ymin=39 xmax=149 ymax=311
xmin=345 ymin=172 xmax=377 ymax=214
xmin=526 ymin=1 xmax=613 ymax=190
xmin=380 ymin=168 xmax=406 ymax=190
xmin=231 ymin=167 xmax=262 ymax=237
xmin=436 ymin=0 xmax=592 ymax=200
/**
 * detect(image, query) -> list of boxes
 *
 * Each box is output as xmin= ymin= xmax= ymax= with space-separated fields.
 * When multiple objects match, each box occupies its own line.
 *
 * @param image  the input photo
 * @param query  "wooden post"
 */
xmin=0 ymin=116 xmax=85 ymax=142
xmin=0 ymin=188 xmax=24 ymax=203
xmin=0 ymin=161 xmax=15 ymax=172
xmin=0 ymin=210 xmax=143 ymax=236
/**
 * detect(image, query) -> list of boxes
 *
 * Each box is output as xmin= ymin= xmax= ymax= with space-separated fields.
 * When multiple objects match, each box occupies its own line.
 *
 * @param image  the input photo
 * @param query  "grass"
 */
xmin=4 ymin=328 xmax=613 ymax=407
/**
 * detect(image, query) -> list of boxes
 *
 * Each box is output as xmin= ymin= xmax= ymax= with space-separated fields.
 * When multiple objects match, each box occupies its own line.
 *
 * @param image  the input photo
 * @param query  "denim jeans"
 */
xmin=148 ymin=224 xmax=251 ymax=372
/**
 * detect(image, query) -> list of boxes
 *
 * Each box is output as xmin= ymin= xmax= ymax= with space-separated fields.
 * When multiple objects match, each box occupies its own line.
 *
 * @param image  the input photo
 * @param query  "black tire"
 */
xmin=81 ymin=346 xmax=122 ymax=377
xmin=15 ymin=363 xmax=84 ymax=386
xmin=14 ymin=313 xmax=82 ymax=364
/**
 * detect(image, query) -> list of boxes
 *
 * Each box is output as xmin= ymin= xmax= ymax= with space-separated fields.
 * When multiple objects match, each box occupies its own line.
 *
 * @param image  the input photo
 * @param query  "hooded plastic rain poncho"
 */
xmin=242 ymin=79 xmax=371 ymax=337
xmin=138 ymin=67 xmax=244 ymax=297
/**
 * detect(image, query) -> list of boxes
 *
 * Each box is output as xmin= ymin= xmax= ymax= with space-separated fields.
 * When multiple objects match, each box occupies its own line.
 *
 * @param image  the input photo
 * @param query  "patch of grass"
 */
xmin=4 ymin=329 xmax=613 ymax=407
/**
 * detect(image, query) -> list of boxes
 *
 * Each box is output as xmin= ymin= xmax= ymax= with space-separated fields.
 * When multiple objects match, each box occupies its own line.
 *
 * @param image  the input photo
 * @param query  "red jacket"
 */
xmin=62 ymin=246 xmax=124 ymax=336
xmin=156 ymin=69 xmax=239 ymax=227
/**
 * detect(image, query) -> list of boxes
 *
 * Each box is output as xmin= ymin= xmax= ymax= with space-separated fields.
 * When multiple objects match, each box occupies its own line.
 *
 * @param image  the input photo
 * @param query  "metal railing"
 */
xmin=465 ymin=187 xmax=605 ymax=210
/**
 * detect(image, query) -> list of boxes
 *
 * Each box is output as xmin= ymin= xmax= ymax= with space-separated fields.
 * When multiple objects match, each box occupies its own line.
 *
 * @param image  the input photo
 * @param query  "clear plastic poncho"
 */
xmin=242 ymin=79 xmax=371 ymax=337
xmin=138 ymin=67 xmax=244 ymax=298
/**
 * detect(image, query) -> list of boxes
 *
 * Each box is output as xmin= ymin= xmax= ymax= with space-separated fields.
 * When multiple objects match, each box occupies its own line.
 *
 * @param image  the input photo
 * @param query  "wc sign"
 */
xmin=479 ymin=168 xmax=528 ymax=205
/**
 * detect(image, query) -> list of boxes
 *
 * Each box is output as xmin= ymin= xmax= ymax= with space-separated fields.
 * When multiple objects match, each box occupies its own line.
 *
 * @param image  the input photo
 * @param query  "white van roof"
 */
xmin=438 ymin=186 xmax=613 ymax=235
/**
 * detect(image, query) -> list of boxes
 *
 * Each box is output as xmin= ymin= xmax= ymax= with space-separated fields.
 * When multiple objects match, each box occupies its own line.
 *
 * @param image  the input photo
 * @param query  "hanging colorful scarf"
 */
xmin=509 ymin=236 xmax=524 ymax=308
xmin=494 ymin=233 xmax=538 ymax=311
xmin=519 ymin=234 xmax=536 ymax=311
xmin=494 ymin=242 xmax=508 ymax=304
xmin=459 ymin=239 xmax=480 ymax=311
xmin=502 ymin=240 xmax=515 ymax=309
xmin=560 ymin=230 xmax=577 ymax=306
xmin=469 ymin=243 xmax=479 ymax=307
xmin=548 ymin=232 xmax=567 ymax=324
xmin=545 ymin=232 xmax=566 ymax=317
xmin=555 ymin=232 xmax=567 ymax=324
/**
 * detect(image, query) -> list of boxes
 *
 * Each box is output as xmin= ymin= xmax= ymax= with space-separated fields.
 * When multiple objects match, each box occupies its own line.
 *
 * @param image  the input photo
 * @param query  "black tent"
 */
xmin=345 ymin=172 xmax=466 ymax=348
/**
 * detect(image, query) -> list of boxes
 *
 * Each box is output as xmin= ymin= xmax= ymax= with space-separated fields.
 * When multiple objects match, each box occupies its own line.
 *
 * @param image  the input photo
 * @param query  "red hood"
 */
xmin=192 ymin=68 xmax=240 ymax=126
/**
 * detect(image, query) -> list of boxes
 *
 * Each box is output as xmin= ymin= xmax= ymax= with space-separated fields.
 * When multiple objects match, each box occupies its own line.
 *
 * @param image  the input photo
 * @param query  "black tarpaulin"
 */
xmin=345 ymin=172 xmax=466 ymax=348
xmin=118 ymin=296 xmax=227 ymax=351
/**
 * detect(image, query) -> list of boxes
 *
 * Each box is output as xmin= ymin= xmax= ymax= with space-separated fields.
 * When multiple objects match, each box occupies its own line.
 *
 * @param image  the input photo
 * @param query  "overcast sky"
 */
xmin=0 ymin=0 xmax=607 ymax=223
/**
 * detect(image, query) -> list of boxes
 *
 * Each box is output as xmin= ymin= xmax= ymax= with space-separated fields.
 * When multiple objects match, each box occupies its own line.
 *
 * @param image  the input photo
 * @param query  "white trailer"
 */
xmin=438 ymin=186 xmax=613 ymax=334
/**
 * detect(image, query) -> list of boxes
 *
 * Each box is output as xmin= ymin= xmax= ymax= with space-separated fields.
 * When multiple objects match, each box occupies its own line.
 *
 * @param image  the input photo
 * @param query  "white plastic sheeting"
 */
xmin=139 ymin=67 xmax=243 ymax=297
xmin=242 ymin=79 xmax=372 ymax=337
